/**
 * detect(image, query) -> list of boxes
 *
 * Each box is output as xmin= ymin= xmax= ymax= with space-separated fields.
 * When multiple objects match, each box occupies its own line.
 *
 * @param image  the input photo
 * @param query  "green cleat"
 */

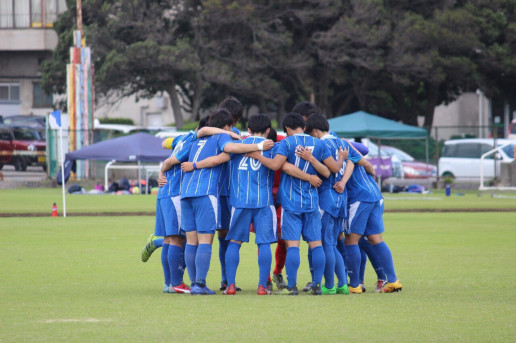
xmin=336 ymin=284 xmax=349 ymax=295
xmin=322 ymin=285 xmax=337 ymax=295
xmin=141 ymin=234 xmax=157 ymax=262
xmin=275 ymin=286 xmax=299 ymax=295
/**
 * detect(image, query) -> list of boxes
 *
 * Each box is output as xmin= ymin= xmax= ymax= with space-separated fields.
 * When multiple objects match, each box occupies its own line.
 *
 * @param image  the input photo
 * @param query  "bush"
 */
xmin=98 ymin=118 xmax=135 ymax=125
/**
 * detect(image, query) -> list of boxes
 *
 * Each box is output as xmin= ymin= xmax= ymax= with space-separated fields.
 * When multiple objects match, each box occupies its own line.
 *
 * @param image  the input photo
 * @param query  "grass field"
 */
xmin=1 ymin=189 xmax=516 ymax=342
xmin=2 ymin=188 xmax=516 ymax=214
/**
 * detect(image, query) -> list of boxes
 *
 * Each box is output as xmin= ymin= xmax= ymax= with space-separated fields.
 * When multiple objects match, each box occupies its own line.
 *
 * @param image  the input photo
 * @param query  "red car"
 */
xmin=0 ymin=125 xmax=46 ymax=171
xmin=381 ymin=145 xmax=437 ymax=178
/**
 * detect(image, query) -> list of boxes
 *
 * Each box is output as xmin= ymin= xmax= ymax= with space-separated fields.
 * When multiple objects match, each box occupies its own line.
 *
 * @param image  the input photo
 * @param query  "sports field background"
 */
xmin=1 ymin=189 xmax=516 ymax=342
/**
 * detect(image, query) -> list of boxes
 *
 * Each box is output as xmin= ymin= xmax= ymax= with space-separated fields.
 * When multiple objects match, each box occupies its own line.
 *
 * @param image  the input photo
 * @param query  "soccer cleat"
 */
xmin=382 ymin=280 xmax=403 ymax=293
xmin=309 ymin=283 xmax=322 ymax=295
xmin=172 ymin=282 xmax=191 ymax=294
xmin=375 ymin=280 xmax=387 ymax=293
xmin=141 ymin=234 xmax=157 ymax=262
xmin=336 ymin=284 xmax=349 ymax=295
xmin=272 ymin=273 xmax=287 ymax=290
xmin=321 ymin=285 xmax=337 ymax=295
xmin=190 ymin=284 xmax=216 ymax=295
xmin=163 ymin=284 xmax=172 ymax=293
xmin=220 ymin=281 xmax=227 ymax=291
xmin=223 ymin=283 xmax=237 ymax=295
xmin=360 ymin=283 xmax=367 ymax=293
xmin=275 ymin=286 xmax=299 ymax=295
xmin=266 ymin=280 xmax=273 ymax=292
xmin=257 ymin=285 xmax=272 ymax=295
xmin=349 ymin=285 xmax=363 ymax=294
xmin=302 ymin=281 xmax=313 ymax=292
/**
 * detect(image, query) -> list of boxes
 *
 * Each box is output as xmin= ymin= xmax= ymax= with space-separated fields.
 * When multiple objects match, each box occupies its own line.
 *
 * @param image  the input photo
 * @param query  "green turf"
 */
xmin=1 ymin=214 xmax=515 ymax=342
xmin=2 ymin=188 xmax=516 ymax=214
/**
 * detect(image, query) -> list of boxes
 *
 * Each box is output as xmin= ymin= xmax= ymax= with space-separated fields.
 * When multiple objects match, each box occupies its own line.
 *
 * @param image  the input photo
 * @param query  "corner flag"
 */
xmin=50 ymin=110 xmax=62 ymax=127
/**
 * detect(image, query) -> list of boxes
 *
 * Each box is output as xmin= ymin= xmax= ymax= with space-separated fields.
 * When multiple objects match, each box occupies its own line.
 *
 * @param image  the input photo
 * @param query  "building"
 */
xmin=0 ymin=0 xmax=66 ymax=117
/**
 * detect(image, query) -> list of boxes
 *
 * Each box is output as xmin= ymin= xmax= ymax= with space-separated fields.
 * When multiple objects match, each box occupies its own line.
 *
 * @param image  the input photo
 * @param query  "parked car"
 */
xmin=0 ymin=125 xmax=46 ymax=171
xmin=357 ymin=139 xmax=404 ymax=178
xmin=381 ymin=145 xmax=437 ymax=178
xmin=438 ymin=138 xmax=515 ymax=179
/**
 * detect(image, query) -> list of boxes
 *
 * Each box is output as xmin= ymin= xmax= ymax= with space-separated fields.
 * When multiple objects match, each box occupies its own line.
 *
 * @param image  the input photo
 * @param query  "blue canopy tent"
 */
xmin=328 ymin=111 xmax=430 ymax=183
xmin=65 ymin=132 xmax=170 ymax=191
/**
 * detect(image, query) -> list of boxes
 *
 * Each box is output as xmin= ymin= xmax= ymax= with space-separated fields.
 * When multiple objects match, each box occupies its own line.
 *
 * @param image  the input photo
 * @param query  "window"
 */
xmin=456 ymin=143 xmax=480 ymax=158
xmin=0 ymin=83 xmax=20 ymax=104
xmin=0 ymin=0 xmax=60 ymax=28
xmin=33 ymin=82 xmax=53 ymax=107
xmin=0 ymin=129 xmax=12 ymax=141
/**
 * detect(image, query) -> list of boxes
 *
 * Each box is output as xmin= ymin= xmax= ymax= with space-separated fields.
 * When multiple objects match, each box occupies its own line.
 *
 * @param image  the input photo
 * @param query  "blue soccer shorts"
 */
xmin=280 ymin=208 xmax=322 ymax=243
xmin=346 ymin=199 xmax=385 ymax=236
xmin=218 ymin=195 xmax=231 ymax=230
xmin=154 ymin=196 xmax=184 ymax=237
xmin=320 ymin=209 xmax=340 ymax=246
xmin=227 ymin=206 xmax=277 ymax=244
xmin=181 ymin=195 xmax=219 ymax=234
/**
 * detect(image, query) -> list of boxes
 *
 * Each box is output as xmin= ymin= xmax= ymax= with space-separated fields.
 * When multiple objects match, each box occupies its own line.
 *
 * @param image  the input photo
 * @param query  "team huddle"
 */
xmin=141 ymin=98 xmax=403 ymax=295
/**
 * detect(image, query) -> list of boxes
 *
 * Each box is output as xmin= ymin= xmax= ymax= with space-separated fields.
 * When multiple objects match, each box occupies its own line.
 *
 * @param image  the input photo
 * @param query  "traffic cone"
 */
xmin=52 ymin=202 xmax=58 ymax=217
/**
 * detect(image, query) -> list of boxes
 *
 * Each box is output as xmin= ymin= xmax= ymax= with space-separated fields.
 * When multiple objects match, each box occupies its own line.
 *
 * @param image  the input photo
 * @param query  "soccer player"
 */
xmin=247 ymin=113 xmax=342 ymax=295
xmin=332 ymin=142 xmax=403 ymax=294
xmin=180 ymin=109 xmax=273 ymax=295
xmin=141 ymin=234 xmax=164 ymax=262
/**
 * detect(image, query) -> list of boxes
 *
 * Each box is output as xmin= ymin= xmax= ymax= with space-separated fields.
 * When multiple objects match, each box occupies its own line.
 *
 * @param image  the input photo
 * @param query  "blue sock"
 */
xmin=323 ymin=245 xmax=335 ymax=289
xmin=344 ymin=244 xmax=361 ymax=287
xmin=161 ymin=243 xmax=171 ymax=286
xmin=180 ymin=243 xmax=186 ymax=280
xmin=311 ymin=246 xmax=326 ymax=287
xmin=336 ymin=238 xmax=347 ymax=277
xmin=359 ymin=237 xmax=386 ymax=281
xmin=154 ymin=238 xmax=163 ymax=248
xmin=168 ymin=244 xmax=183 ymax=287
xmin=308 ymin=248 xmax=314 ymax=281
xmin=195 ymin=244 xmax=212 ymax=286
xmin=285 ymin=247 xmax=300 ymax=288
xmin=184 ymin=244 xmax=197 ymax=286
xmin=334 ymin=246 xmax=347 ymax=288
xmin=371 ymin=241 xmax=397 ymax=282
xmin=218 ymin=236 xmax=229 ymax=282
xmin=225 ymin=242 xmax=241 ymax=285
xmin=359 ymin=247 xmax=367 ymax=284
xmin=258 ymin=244 xmax=272 ymax=287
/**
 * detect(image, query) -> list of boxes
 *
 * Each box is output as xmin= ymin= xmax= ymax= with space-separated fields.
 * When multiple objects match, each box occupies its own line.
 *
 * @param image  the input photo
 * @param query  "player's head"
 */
xmin=218 ymin=97 xmax=243 ymax=125
xmin=248 ymin=114 xmax=271 ymax=137
xmin=197 ymin=116 xmax=210 ymax=130
xmin=208 ymin=109 xmax=233 ymax=130
xmin=305 ymin=114 xmax=329 ymax=138
xmin=292 ymin=101 xmax=322 ymax=121
xmin=267 ymin=127 xmax=278 ymax=142
xmin=282 ymin=112 xmax=305 ymax=136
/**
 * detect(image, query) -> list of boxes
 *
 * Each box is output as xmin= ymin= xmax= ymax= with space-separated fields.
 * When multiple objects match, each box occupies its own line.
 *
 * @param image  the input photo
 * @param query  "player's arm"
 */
xmin=196 ymin=127 xmax=242 ymax=140
xmin=294 ymin=146 xmax=331 ymax=178
xmin=247 ymin=151 xmax=287 ymax=171
xmin=282 ymin=162 xmax=322 ymax=187
xmin=223 ymin=140 xmax=274 ymax=154
xmin=333 ymin=160 xmax=354 ymax=193
xmin=181 ymin=152 xmax=230 ymax=172
xmin=357 ymin=157 xmax=376 ymax=177
xmin=161 ymin=156 xmax=181 ymax=173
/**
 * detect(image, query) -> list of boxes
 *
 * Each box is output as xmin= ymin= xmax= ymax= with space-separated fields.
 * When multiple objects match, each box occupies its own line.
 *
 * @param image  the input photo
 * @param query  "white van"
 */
xmin=438 ymin=138 xmax=515 ymax=178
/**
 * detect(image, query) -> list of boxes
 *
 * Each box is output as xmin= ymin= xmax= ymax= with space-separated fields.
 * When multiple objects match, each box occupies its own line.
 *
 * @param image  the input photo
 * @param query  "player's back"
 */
xmin=346 ymin=159 xmax=382 ymax=203
xmin=276 ymin=133 xmax=330 ymax=212
xmin=229 ymin=136 xmax=275 ymax=208
xmin=181 ymin=133 xmax=232 ymax=198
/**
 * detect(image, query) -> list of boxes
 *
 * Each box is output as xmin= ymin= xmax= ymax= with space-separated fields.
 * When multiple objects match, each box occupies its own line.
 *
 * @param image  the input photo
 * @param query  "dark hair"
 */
xmin=208 ymin=109 xmax=233 ymax=129
xmin=218 ymin=97 xmax=243 ymax=123
xmin=248 ymin=114 xmax=271 ymax=135
xmin=197 ymin=116 xmax=210 ymax=130
xmin=305 ymin=114 xmax=329 ymax=134
xmin=291 ymin=101 xmax=322 ymax=118
xmin=282 ymin=112 xmax=305 ymax=133
xmin=267 ymin=127 xmax=278 ymax=142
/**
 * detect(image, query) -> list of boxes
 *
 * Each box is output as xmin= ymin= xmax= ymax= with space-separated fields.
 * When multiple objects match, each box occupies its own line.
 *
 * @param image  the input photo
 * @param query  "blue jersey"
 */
xmin=228 ymin=136 xmax=275 ymax=209
xmin=276 ymin=133 xmax=331 ymax=212
xmin=219 ymin=127 xmax=241 ymax=197
xmin=181 ymin=133 xmax=233 ymax=198
xmin=157 ymin=131 xmax=196 ymax=199
xmin=345 ymin=142 xmax=383 ymax=203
